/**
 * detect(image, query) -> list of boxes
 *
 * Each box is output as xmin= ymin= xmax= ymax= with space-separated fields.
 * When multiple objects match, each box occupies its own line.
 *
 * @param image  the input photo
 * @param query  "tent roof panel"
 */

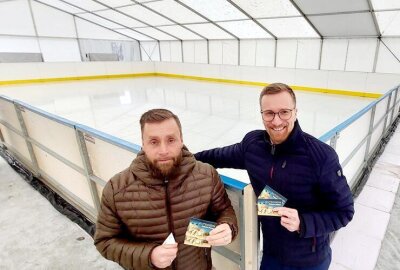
xmin=157 ymin=25 xmax=203 ymax=40
xmin=231 ymin=0 xmax=300 ymax=18
xmin=95 ymin=0 xmax=134 ymax=8
xmin=180 ymin=0 xmax=247 ymax=21
xmin=376 ymin=11 xmax=400 ymax=36
xmin=185 ymin=23 xmax=235 ymax=39
xmin=135 ymin=26 xmax=177 ymax=40
xmin=371 ymin=0 xmax=400 ymax=10
xmin=144 ymin=0 xmax=206 ymax=24
xmin=217 ymin=20 xmax=272 ymax=39
xmin=36 ymin=0 xmax=84 ymax=14
xmin=114 ymin=28 xmax=154 ymax=41
xmin=294 ymin=0 xmax=369 ymax=15
xmin=117 ymin=4 xmax=172 ymax=26
xmin=94 ymin=9 xmax=146 ymax=28
xmin=258 ymin=17 xmax=318 ymax=38
xmin=78 ymin=13 xmax=122 ymax=29
xmin=64 ymin=0 xmax=105 ymax=12
xmin=308 ymin=13 xmax=378 ymax=37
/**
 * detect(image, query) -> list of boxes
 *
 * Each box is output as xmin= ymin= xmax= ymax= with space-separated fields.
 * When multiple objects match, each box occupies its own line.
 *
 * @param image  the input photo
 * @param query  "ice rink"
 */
xmin=0 ymin=77 xmax=374 ymax=182
xmin=0 ymin=77 xmax=374 ymax=148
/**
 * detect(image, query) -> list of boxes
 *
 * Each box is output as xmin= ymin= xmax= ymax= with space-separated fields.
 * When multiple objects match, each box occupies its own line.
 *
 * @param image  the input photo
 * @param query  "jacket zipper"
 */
xmin=164 ymin=178 xmax=176 ymax=270
xmin=270 ymin=144 xmax=276 ymax=179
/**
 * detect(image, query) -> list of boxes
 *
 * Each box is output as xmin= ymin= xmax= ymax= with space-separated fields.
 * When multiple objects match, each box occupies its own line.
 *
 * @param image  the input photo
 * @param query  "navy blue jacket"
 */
xmin=195 ymin=121 xmax=354 ymax=267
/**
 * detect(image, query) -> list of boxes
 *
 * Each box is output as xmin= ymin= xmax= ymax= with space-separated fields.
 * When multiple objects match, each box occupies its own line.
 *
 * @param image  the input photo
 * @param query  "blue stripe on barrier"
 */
xmin=75 ymin=124 xmax=142 ymax=154
xmin=0 ymin=95 xmax=14 ymax=102
xmin=220 ymin=174 xmax=247 ymax=190
xmin=14 ymin=100 xmax=76 ymax=128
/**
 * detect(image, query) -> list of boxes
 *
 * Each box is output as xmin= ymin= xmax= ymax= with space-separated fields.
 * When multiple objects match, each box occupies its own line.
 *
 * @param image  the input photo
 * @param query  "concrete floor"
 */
xmin=330 ymin=124 xmax=400 ymax=270
xmin=0 ymin=156 xmax=122 ymax=270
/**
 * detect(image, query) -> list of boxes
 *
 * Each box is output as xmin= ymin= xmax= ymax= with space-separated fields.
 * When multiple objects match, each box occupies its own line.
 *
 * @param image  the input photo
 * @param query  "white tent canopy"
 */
xmin=0 ymin=0 xmax=400 ymax=74
xmin=29 ymin=0 xmax=400 ymax=41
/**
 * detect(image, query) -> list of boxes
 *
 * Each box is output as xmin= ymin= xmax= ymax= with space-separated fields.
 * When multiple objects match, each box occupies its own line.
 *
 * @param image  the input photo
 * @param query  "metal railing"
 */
xmin=319 ymin=85 xmax=400 ymax=190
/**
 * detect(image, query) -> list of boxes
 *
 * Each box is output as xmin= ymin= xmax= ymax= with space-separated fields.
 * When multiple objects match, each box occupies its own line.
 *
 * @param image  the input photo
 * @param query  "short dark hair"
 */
xmin=259 ymin=83 xmax=296 ymax=106
xmin=140 ymin=109 xmax=182 ymax=136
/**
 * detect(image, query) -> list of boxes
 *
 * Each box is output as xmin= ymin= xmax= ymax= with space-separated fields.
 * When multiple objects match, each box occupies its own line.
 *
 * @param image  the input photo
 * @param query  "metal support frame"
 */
xmin=75 ymin=129 xmax=101 ymax=212
xmin=382 ymin=92 xmax=393 ymax=134
xmin=73 ymin=15 xmax=84 ymax=62
xmin=329 ymin=132 xmax=340 ymax=150
xmin=390 ymin=87 xmax=399 ymax=124
xmin=13 ymin=103 xmax=40 ymax=176
xmin=238 ymin=190 xmax=246 ymax=270
xmin=274 ymin=39 xmax=277 ymax=67
xmin=372 ymin=38 xmax=380 ymax=72
xmin=0 ymin=127 xmax=4 ymax=143
xmin=138 ymin=41 xmax=143 ymax=61
xmin=207 ymin=40 xmax=210 ymax=64
xmin=363 ymin=105 xmax=376 ymax=162
xmin=343 ymin=39 xmax=350 ymax=71
xmin=181 ymin=40 xmax=184 ymax=63
xmin=158 ymin=40 xmax=162 ymax=61
xmin=318 ymin=38 xmax=323 ymax=70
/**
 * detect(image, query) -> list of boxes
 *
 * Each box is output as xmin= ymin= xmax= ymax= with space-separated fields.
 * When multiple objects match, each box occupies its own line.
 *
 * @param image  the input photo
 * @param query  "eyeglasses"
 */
xmin=261 ymin=108 xmax=295 ymax=122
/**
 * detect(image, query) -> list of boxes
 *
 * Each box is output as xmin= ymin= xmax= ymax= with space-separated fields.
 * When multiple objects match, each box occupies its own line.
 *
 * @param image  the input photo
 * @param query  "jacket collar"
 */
xmin=264 ymin=120 xmax=304 ymax=155
xmin=129 ymin=146 xmax=196 ymax=186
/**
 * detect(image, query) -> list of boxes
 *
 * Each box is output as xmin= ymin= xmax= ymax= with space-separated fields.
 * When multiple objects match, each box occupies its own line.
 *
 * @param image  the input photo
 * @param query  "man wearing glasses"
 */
xmin=195 ymin=83 xmax=354 ymax=270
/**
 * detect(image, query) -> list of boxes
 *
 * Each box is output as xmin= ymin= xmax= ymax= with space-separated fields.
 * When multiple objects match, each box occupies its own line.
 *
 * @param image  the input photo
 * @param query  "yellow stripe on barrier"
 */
xmin=0 ymin=72 xmax=382 ymax=98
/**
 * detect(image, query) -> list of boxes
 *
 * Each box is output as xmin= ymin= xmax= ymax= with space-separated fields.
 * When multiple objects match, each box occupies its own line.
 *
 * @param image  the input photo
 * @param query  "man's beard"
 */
xmin=146 ymin=152 xmax=183 ymax=178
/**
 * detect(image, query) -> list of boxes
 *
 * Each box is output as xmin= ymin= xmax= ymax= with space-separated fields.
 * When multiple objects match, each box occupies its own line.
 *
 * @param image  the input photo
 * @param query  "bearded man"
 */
xmin=94 ymin=109 xmax=238 ymax=270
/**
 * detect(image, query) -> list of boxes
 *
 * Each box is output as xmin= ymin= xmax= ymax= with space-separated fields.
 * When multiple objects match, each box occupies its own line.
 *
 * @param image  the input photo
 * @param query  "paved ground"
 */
xmin=0 ymin=156 xmax=122 ymax=270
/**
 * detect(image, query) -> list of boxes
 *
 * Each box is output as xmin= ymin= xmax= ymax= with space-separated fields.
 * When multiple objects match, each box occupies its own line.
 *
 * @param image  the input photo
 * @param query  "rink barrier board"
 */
xmin=0 ymin=72 xmax=382 ymax=99
xmin=0 ymin=94 xmax=251 ymax=270
xmin=1 ymin=83 xmax=399 ymax=269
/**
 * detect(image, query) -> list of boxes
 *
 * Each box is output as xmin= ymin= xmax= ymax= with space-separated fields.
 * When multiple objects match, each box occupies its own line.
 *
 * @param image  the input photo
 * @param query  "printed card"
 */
xmin=184 ymin=217 xmax=217 ymax=248
xmin=257 ymin=185 xmax=287 ymax=216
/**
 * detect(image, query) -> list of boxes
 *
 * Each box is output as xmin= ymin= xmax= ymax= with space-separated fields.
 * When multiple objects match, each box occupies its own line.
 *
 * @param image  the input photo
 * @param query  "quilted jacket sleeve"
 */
xmin=299 ymin=151 xmax=355 ymax=238
xmin=208 ymin=168 xmax=239 ymax=241
xmin=94 ymin=179 xmax=158 ymax=270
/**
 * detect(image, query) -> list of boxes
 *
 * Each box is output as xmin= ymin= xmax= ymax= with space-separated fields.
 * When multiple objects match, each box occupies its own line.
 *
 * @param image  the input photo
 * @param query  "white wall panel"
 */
xmin=0 ymin=36 xmax=40 ymax=53
xmin=321 ymin=39 xmax=348 ymax=71
xmin=376 ymin=38 xmax=400 ymax=74
xmin=256 ymin=39 xmax=275 ymax=67
xmin=160 ymin=41 xmax=171 ymax=62
xmin=160 ymin=41 xmax=182 ymax=62
xmin=222 ymin=40 xmax=238 ymax=65
xmin=209 ymin=40 xmax=223 ymax=64
xmin=182 ymin=41 xmax=195 ymax=63
xmin=140 ymin=41 xmax=160 ymax=61
xmin=240 ymin=40 xmax=256 ymax=66
xmin=346 ymin=39 xmax=376 ymax=72
xmin=0 ymin=0 xmax=36 ymax=36
xmin=170 ymin=41 xmax=182 ymax=62
xmin=32 ymin=1 xmax=76 ymax=38
xmin=276 ymin=40 xmax=297 ymax=68
xmin=39 ymin=38 xmax=81 ymax=62
xmin=296 ymin=39 xmax=320 ymax=69
xmin=75 ymin=18 xmax=131 ymax=40
xmin=194 ymin=40 xmax=207 ymax=64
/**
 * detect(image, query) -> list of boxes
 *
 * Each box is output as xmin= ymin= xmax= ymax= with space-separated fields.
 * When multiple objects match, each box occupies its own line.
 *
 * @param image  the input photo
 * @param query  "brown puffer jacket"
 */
xmin=94 ymin=147 xmax=238 ymax=270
